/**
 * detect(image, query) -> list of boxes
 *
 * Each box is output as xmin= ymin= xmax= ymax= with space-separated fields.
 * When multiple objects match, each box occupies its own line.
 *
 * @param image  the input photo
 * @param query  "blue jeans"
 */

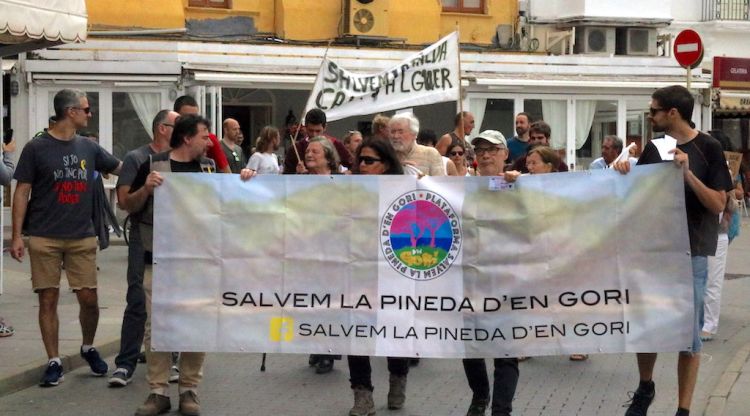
xmin=689 ymin=255 xmax=708 ymax=353
xmin=114 ymin=225 xmax=147 ymax=373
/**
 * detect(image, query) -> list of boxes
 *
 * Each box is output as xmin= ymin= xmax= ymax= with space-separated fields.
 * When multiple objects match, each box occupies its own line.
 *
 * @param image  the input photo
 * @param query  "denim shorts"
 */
xmin=687 ymin=255 xmax=708 ymax=354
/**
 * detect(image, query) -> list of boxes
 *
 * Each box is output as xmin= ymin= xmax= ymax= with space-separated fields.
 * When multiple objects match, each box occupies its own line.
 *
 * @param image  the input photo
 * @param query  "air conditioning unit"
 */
xmin=615 ymin=28 xmax=657 ymax=56
xmin=344 ymin=0 xmax=389 ymax=37
xmin=574 ymin=26 xmax=615 ymax=55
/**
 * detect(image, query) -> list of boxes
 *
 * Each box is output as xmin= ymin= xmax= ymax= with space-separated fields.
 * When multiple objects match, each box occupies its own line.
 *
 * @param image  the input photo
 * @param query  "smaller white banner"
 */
xmin=305 ymin=32 xmax=460 ymax=121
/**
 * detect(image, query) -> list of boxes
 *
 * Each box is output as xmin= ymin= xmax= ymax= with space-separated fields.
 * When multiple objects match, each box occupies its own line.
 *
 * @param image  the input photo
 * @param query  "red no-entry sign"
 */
xmin=673 ymin=30 xmax=704 ymax=69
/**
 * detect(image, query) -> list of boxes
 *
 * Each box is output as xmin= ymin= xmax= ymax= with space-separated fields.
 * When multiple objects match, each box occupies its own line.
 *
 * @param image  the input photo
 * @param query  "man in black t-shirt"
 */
xmin=614 ymin=85 xmax=733 ymax=416
xmin=125 ymin=114 xmax=214 ymax=416
xmin=11 ymin=89 xmax=122 ymax=387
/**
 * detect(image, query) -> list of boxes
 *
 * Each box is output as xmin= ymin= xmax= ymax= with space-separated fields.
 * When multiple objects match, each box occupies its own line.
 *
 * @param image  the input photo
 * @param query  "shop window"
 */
xmin=188 ymin=0 xmax=230 ymax=9
xmin=112 ymin=92 xmax=160 ymax=159
xmin=476 ymin=98 xmax=514 ymax=137
xmin=576 ymin=100 xmax=617 ymax=167
xmin=442 ymin=0 xmax=484 ymax=14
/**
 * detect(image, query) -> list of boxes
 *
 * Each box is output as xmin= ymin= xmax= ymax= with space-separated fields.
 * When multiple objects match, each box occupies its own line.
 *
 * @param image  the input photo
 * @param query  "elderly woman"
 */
xmin=303 ymin=136 xmax=340 ymax=175
xmin=347 ymin=138 xmax=407 ymax=416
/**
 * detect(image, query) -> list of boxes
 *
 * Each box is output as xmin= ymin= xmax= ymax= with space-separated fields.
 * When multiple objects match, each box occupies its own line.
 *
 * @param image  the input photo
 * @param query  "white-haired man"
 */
xmin=388 ymin=113 xmax=445 ymax=176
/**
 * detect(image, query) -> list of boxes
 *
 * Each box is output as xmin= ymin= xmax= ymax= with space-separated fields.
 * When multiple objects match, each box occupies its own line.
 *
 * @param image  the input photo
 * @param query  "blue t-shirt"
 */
xmin=14 ymin=132 xmax=120 ymax=238
xmin=506 ymin=136 xmax=528 ymax=162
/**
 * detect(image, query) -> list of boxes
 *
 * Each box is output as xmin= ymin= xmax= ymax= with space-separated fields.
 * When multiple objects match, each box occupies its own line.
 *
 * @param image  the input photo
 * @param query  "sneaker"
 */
xmin=349 ymin=387 xmax=375 ymax=416
xmin=624 ymin=381 xmax=655 ymax=416
xmin=135 ymin=393 xmax=171 ymax=416
xmin=179 ymin=390 xmax=201 ymax=416
xmin=315 ymin=357 xmax=334 ymax=374
xmin=81 ymin=347 xmax=108 ymax=376
xmin=0 ymin=319 xmax=14 ymax=337
xmin=39 ymin=361 xmax=64 ymax=387
xmin=387 ymin=374 xmax=407 ymax=410
xmin=466 ymin=396 xmax=489 ymax=416
xmin=108 ymin=367 xmax=132 ymax=387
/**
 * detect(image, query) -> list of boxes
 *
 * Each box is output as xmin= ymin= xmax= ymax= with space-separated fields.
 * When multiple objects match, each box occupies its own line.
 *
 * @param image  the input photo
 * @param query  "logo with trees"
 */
xmin=380 ymin=190 xmax=462 ymax=280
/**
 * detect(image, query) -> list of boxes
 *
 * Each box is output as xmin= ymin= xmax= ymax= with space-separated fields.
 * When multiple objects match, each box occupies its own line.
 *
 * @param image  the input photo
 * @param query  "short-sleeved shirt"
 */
xmin=116 ymin=144 xmax=155 ymax=188
xmin=220 ymin=140 xmax=246 ymax=174
xmin=637 ymin=132 xmax=733 ymax=256
xmin=403 ymin=143 xmax=446 ymax=176
xmin=246 ymin=152 xmax=280 ymax=175
xmin=14 ymin=132 xmax=120 ymax=238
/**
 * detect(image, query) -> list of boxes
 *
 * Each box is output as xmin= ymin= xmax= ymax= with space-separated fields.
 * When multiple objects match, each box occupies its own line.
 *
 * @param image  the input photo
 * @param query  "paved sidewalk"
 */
xmin=1 ymin=218 xmax=749 ymax=415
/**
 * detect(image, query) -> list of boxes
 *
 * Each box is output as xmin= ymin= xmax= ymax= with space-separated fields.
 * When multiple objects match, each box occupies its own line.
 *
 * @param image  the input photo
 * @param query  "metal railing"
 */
xmin=702 ymin=0 xmax=750 ymax=21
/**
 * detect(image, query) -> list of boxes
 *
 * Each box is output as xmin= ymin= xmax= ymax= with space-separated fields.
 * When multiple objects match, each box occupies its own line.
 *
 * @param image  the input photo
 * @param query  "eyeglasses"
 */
xmin=475 ymin=146 xmax=503 ymax=155
xmin=70 ymin=107 xmax=91 ymax=114
xmin=449 ymin=151 xmax=465 ymax=157
xmin=359 ymin=156 xmax=382 ymax=165
xmin=649 ymin=107 xmax=666 ymax=116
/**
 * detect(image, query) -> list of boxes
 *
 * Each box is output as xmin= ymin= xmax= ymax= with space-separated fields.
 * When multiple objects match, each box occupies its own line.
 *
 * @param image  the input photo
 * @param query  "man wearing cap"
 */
xmin=388 ymin=112 xmax=445 ymax=176
xmin=462 ymin=130 xmax=519 ymax=416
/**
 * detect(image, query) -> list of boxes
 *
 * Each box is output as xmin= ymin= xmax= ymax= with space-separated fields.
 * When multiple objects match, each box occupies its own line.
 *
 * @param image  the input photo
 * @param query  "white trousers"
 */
xmin=703 ymin=233 xmax=729 ymax=335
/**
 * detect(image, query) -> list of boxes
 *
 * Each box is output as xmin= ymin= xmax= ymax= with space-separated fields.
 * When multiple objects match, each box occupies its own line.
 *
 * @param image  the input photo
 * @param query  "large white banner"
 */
xmin=304 ymin=32 xmax=460 ymax=122
xmin=151 ymin=164 xmax=694 ymax=358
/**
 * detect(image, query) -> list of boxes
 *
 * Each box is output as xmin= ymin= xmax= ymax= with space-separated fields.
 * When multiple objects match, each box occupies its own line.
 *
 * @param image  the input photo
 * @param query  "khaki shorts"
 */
xmin=29 ymin=236 xmax=98 ymax=292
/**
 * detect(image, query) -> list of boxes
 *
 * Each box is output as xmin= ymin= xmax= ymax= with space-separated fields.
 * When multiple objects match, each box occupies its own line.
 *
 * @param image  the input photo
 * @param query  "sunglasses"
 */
xmin=359 ymin=156 xmax=382 ymax=165
xmin=71 ymin=106 xmax=92 ymax=114
xmin=649 ymin=107 xmax=666 ymax=116
xmin=449 ymin=151 xmax=465 ymax=157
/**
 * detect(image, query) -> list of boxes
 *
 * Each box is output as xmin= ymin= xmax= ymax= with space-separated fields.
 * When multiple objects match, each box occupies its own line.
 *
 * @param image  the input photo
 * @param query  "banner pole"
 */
xmin=290 ymin=40 xmax=335 ymax=170
xmin=455 ymin=26 xmax=465 ymax=140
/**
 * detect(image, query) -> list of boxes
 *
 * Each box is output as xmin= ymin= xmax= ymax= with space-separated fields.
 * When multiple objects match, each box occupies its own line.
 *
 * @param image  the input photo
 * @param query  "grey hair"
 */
xmin=389 ymin=112 xmax=420 ymax=135
xmin=151 ymin=109 xmax=172 ymax=136
xmin=603 ymin=135 xmax=624 ymax=153
xmin=309 ymin=136 xmax=340 ymax=172
xmin=53 ymin=89 xmax=87 ymax=119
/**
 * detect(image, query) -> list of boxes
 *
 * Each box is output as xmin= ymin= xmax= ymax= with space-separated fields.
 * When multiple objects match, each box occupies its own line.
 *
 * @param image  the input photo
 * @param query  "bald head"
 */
xmin=222 ymin=118 xmax=241 ymax=144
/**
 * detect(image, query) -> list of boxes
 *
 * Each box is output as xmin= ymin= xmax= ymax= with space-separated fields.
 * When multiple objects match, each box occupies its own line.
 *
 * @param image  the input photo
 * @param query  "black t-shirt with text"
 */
xmin=637 ymin=132 xmax=733 ymax=256
xmin=14 ymin=132 xmax=120 ymax=238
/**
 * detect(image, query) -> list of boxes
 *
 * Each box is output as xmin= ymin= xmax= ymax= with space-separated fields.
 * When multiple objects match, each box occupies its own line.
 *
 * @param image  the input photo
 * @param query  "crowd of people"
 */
xmin=0 ymin=85 xmax=744 ymax=416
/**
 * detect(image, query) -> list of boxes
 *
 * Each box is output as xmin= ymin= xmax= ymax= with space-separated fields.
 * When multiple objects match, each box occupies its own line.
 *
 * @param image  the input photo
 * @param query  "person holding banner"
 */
xmin=389 ymin=113 xmax=445 ymax=177
xmin=462 ymin=130 xmax=520 ymax=416
xmin=613 ymin=85 xmax=733 ymax=416
xmin=283 ymin=109 xmax=352 ymax=174
xmin=347 ymin=137 xmax=410 ymax=415
xmin=126 ymin=114 xmax=232 ymax=416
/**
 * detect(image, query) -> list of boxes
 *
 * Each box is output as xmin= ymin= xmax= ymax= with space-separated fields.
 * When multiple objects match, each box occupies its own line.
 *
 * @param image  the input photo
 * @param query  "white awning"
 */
xmin=0 ymin=0 xmax=87 ymax=45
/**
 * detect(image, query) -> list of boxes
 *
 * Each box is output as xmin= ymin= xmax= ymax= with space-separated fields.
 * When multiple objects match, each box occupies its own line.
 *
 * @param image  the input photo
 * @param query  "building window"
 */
xmin=442 ymin=0 xmax=484 ymax=13
xmin=188 ymin=0 xmax=230 ymax=8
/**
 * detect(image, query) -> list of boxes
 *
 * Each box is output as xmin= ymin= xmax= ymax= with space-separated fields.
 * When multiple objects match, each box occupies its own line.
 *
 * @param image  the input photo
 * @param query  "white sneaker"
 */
xmin=168 ymin=365 xmax=179 ymax=383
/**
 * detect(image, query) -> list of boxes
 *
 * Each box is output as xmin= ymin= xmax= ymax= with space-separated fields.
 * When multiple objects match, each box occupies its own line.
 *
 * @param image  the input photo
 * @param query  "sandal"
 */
xmin=569 ymin=354 xmax=588 ymax=361
xmin=0 ymin=319 xmax=14 ymax=337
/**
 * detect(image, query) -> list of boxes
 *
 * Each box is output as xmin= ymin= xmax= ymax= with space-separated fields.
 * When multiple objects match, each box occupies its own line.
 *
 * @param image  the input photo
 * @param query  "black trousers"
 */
xmin=114 ymin=225 xmax=147 ymax=374
xmin=347 ymin=355 xmax=410 ymax=390
xmin=462 ymin=358 xmax=519 ymax=416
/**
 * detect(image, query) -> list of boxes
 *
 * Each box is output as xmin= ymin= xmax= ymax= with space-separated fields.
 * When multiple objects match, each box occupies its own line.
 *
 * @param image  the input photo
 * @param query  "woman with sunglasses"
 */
xmin=448 ymin=140 xmax=472 ymax=176
xmin=347 ymin=138 xmax=405 ymax=416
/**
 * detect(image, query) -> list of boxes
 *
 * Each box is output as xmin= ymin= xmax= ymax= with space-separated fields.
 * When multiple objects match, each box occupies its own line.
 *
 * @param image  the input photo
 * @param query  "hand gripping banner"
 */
xmin=304 ymin=32 xmax=460 ymax=122
xmin=151 ymin=164 xmax=694 ymax=358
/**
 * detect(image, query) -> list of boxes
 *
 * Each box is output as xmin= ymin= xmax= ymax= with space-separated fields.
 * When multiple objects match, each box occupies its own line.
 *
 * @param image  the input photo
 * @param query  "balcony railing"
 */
xmin=703 ymin=0 xmax=750 ymax=21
